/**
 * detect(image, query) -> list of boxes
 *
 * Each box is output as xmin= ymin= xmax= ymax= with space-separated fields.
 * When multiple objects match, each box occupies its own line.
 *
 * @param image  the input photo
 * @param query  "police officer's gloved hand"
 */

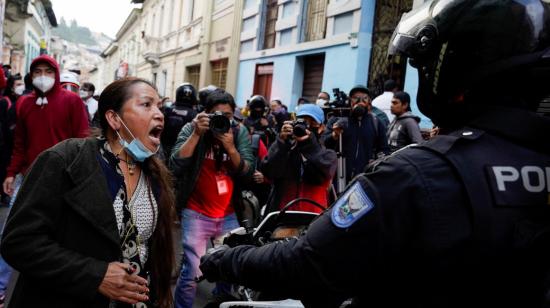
xmin=199 ymin=244 xmax=230 ymax=282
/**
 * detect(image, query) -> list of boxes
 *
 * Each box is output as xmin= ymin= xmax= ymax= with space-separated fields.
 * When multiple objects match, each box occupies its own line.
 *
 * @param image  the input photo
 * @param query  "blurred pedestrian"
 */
xmin=60 ymin=71 xmax=81 ymax=94
xmin=80 ymin=82 xmax=99 ymax=123
xmin=387 ymin=91 xmax=423 ymax=152
xmin=269 ymin=98 xmax=290 ymax=132
xmin=372 ymin=79 xmax=398 ymax=122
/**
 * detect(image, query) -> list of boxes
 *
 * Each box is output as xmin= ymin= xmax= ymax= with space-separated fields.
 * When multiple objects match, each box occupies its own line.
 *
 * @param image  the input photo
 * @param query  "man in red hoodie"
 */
xmin=0 ymin=56 xmax=88 ymax=304
xmin=2 ymin=55 xmax=89 ymax=200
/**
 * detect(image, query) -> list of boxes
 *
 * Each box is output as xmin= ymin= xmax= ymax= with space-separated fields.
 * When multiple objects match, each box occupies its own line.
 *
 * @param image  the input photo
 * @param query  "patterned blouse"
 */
xmin=98 ymin=137 xmax=158 ymax=266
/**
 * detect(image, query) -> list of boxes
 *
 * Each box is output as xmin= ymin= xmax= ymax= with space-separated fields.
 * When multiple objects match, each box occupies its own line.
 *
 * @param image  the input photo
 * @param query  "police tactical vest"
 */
xmin=417 ymin=127 xmax=550 ymax=305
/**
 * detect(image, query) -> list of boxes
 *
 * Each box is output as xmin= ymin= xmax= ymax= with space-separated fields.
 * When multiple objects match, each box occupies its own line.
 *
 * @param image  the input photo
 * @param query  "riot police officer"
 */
xmin=200 ymin=1 xmax=550 ymax=307
xmin=243 ymin=95 xmax=276 ymax=146
xmin=161 ymin=82 xmax=197 ymax=158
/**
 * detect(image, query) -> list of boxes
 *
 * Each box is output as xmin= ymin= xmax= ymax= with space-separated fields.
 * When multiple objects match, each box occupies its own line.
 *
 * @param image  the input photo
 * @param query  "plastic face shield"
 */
xmin=388 ymin=1 xmax=438 ymax=66
xmin=62 ymin=83 xmax=80 ymax=94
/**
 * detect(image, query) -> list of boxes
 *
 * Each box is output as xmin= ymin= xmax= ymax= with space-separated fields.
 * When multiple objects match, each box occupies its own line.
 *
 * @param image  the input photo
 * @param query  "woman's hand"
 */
xmin=98 ymin=262 xmax=150 ymax=304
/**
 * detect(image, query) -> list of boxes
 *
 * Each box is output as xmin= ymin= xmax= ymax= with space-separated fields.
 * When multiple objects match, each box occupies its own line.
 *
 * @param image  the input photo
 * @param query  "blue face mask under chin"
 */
xmin=115 ymin=116 xmax=159 ymax=162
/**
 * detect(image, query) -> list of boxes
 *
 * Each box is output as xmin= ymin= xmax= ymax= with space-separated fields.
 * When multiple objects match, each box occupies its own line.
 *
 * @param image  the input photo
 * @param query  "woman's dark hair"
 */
xmin=98 ymin=77 xmax=175 ymax=307
xmin=204 ymin=89 xmax=236 ymax=112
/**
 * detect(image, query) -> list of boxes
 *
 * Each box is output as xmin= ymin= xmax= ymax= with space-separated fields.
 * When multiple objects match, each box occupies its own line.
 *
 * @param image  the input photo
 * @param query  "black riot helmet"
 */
xmin=247 ymin=95 xmax=269 ymax=117
xmin=175 ymin=82 xmax=197 ymax=107
xmin=198 ymin=85 xmax=218 ymax=112
xmin=389 ymin=0 xmax=550 ymax=127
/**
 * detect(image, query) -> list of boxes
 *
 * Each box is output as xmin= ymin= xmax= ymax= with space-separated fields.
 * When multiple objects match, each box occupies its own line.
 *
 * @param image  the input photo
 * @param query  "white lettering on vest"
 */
xmin=493 ymin=166 xmax=519 ymax=191
xmin=521 ymin=166 xmax=545 ymax=193
xmin=493 ymin=166 xmax=550 ymax=192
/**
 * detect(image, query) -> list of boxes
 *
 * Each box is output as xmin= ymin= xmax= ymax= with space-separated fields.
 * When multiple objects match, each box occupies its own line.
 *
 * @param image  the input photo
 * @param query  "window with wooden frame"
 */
xmin=186 ymin=65 xmax=201 ymax=89
xmin=263 ymin=0 xmax=278 ymax=49
xmin=304 ymin=0 xmax=328 ymax=42
xmin=211 ymin=59 xmax=228 ymax=89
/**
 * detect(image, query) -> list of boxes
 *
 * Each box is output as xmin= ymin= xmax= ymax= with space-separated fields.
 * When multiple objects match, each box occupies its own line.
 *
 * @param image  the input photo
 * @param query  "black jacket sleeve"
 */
xmin=374 ymin=117 xmax=389 ymax=156
xmin=298 ymin=135 xmax=337 ymax=183
xmin=260 ymin=137 xmax=292 ymax=180
xmin=321 ymin=117 xmax=340 ymax=150
xmin=211 ymin=148 xmax=464 ymax=307
xmin=0 ymin=150 xmax=108 ymax=300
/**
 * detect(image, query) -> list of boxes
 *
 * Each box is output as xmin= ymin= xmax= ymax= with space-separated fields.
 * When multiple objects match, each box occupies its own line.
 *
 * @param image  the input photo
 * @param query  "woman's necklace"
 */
xmin=116 ymin=150 xmax=136 ymax=176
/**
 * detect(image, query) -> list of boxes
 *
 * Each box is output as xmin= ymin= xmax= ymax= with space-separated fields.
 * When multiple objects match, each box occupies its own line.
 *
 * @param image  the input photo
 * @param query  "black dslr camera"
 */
xmin=208 ymin=111 xmax=231 ymax=134
xmin=292 ymin=118 xmax=308 ymax=138
xmin=326 ymin=88 xmax=351 ymax=118
xmin=329 ymin=88 xmax=349 ymax=108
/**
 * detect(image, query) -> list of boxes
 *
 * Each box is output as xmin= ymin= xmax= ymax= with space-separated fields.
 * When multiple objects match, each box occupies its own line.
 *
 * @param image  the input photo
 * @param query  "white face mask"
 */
xmin=14 ymin=85 xmax=25 ymax=96
xmin=32 ymin=76 xmax=55 ymax=93
xmin=316 ymin=98 xmax=328 ymax=107
xmin=79 ymin=90 xmax=89 ymax=99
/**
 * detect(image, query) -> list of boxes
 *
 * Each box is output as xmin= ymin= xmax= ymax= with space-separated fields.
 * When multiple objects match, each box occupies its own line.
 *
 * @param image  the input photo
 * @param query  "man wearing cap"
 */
xmin=322 ymin=85 xmax=389 ymax=184
xmin=261 ymin=104 xmax=336 ymax=214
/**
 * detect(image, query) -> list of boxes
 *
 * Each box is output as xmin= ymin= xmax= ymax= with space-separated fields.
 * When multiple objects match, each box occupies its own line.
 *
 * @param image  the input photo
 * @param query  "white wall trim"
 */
xmin=212 ymin=2 xmax=234 ymax=21
xmin=240 ymin=33 xmax=350 ymax=61
xmin=243 ymin=1 xmax=261 ymax=19
xmin=240 ymin=29 xmax=257 ymax=41
xmin=275 ymin=14 xmax=299 ymax=31
xmin=326 ymin=0 xmax=361 ymax=18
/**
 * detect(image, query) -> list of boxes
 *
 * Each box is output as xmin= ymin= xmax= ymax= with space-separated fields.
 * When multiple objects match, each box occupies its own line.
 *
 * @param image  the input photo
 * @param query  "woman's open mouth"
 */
xmin=148 ymin=125 xmax=163 ymax=146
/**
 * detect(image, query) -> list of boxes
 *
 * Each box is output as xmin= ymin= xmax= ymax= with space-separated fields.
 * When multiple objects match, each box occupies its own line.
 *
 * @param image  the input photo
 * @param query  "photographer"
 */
xmin=243 ymin=95 xmax=276 ymax=146
xmin=169 ymin=90 xmax=254 ymax=308
xmin=261 ymin=104 xmax=336 ymax=214
xmin=322 ymin=85 xmax=389 ymax=183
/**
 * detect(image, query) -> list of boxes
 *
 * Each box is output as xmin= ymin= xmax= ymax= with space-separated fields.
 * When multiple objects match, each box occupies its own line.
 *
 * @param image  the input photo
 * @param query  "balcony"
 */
xmin=141 ymin=36 xmax=160 ymax=67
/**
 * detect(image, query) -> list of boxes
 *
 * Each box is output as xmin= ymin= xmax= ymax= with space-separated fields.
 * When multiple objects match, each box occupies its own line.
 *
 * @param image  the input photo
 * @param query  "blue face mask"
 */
xmin=115 ymin=116 xmax=158 ymax=162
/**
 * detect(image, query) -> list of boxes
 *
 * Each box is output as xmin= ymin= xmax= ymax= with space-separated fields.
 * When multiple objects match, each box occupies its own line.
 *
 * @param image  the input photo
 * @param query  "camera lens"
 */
xmin=209 ymin=111 xmax=231 ymax=134
xmin=292 ymin=119 xmax=308 ymax=138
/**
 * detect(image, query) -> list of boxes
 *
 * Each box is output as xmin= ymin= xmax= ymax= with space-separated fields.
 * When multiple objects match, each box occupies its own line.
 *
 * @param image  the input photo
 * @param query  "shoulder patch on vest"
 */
xmin=331 ymin=182 xmax=374 ymax=228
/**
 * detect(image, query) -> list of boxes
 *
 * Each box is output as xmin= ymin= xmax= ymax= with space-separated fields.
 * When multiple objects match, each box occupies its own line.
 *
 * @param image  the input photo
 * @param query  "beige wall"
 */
xmin=102 ymin=0 xmax=243 ymax=97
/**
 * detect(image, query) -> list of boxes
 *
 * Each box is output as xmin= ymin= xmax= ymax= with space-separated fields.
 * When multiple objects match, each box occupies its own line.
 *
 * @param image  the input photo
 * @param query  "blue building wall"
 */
xmin=236 ymin=42 xmax=372 ymax=111
xmin=236 ymin=0 xmax=377 ymax=111
xmin=404 ymin=63 xmax=433 ymax=129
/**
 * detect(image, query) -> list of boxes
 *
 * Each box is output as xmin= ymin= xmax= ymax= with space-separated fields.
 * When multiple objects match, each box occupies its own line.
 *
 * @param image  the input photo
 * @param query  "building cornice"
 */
xmin=116 ymin=8 xmax=142 ymax=39
xmin=239 ymin=34 xmax=350 ymax=61
xmin=41 ymin=0 xmax=58 ymax=26
xmin=101 ymin=42 xmax=119 ymax=58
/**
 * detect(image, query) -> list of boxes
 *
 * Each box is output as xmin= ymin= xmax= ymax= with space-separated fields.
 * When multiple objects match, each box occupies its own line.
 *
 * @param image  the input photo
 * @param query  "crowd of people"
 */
xmin=0 ymin=51 xmax=426 ymax=307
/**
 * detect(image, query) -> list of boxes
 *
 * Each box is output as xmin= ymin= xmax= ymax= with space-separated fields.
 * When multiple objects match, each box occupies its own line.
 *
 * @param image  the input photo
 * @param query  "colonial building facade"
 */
xmin=98 ymin=0 xmax=243 ymax=98
xmin=97 ymin=0 xmax=431 ymax=126
xmin=235 ymin=0 xmax=416 ymax=109
xmin=2 ymin=0 xmax=57 ymax=75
